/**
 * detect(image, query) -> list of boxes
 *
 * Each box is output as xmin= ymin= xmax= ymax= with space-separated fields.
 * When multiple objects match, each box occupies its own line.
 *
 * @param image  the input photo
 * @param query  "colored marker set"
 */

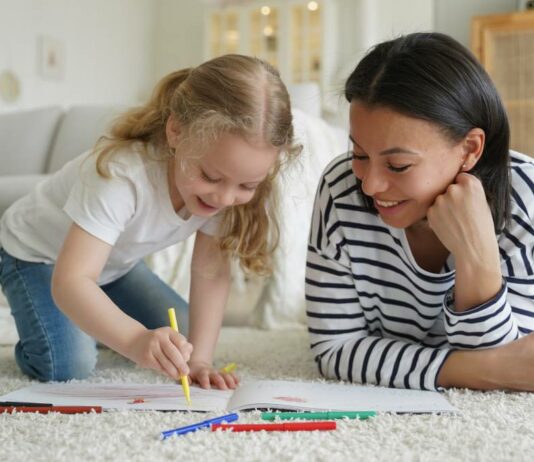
xmin=0 ymin=402 xmax=102 ymax=414
xmin=160 ymin=410 xmax=376 ymax=439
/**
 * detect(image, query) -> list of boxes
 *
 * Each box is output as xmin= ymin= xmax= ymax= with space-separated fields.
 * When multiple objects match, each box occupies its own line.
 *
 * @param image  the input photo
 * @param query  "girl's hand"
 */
xmin=126 ymin=327 xmax=193 ymax=381
xmin=188 ymin=360 xmax=240 ymax=390
xmin=427 ymin=172 xmax=498 ymax=263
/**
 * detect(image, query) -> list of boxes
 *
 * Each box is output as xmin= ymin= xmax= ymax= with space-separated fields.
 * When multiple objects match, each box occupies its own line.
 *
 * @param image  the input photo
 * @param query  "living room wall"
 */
xmin=0 ymin=0 xmax=521 ymax=115
xmin=0 ymin=0 xmax=157 ymax=113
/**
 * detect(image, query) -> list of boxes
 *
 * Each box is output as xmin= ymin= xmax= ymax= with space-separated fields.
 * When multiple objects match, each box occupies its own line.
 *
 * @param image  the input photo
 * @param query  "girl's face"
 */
xmin=169 ymin=131 xmax=278 ymax=217
xmin=349 ymin=101 xmax=467 ymax=230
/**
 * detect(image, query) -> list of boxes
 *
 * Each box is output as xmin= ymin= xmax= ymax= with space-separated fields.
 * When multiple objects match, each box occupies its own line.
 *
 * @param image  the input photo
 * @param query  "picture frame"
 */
xmin=39 ymin=36 xmax=65 ymax=80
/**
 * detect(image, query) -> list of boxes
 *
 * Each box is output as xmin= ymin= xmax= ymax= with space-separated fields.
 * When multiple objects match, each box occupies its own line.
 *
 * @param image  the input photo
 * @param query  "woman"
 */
xmin=306 ymin=32 xmax=534 ymax=391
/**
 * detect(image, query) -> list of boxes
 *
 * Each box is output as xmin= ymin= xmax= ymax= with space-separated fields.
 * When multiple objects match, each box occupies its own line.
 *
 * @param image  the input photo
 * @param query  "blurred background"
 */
xmin=0 ymin=0 xmax=533 ymax=337
xmin=0 ymin=0 xmax=532 ymax=143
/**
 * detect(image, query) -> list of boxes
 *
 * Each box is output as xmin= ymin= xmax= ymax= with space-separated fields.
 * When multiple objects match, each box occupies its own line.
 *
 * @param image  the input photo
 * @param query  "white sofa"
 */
xmin=0 ymin=102 xmax=347 ymax=343
xmin=0 ymin=106 xmax=120 ymax=216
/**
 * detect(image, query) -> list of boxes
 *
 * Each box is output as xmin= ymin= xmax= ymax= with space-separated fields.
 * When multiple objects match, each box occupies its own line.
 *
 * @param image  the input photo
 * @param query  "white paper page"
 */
xmin=228 ymin=380 xmax=456 ymax=414
xmin=0 ymin=383 xmax=233 ymax=412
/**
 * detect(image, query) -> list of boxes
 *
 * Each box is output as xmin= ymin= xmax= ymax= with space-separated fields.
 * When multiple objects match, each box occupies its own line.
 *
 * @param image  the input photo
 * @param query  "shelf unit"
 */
xmin=472 ymin=10 xmax=534 ymax=157
xmin=205 ymin=0 xmax=337 ymax=97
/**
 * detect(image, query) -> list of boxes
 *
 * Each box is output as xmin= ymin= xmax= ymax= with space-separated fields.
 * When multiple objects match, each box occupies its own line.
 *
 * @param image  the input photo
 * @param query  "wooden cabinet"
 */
xmin=472 ymin=10 xmax=534 ymax=157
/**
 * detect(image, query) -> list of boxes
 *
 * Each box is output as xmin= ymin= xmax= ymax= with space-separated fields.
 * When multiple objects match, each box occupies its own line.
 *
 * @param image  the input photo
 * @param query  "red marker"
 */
xmin=211 ymin=421 xmax=336 ymax=432
xmin=0 ymin=406 xmax=102 ymax=414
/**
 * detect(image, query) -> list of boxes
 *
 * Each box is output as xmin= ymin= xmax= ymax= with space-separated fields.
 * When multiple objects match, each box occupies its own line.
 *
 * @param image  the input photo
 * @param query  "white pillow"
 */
xmin=248 ymin=109 xmax=347 ymax=328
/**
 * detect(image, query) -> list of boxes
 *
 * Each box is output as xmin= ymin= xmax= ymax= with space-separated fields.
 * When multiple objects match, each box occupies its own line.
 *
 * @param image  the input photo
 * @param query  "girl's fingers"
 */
xmin=197 ymin=369 xmax=211 ymax=389
xmin=168 ymin=331 xmax=193 ymax=362
xmin=221 ymin=374 xmax=237 ymax=389
xmin=210 ymin=372 xmax=228 ymax=390
xmin=153 ymin=348 xmax=180 ymax=380
xmin=161 ymin=338 xmax=190 ymax=376
xmin=230 ymin=372 xmax=240 ymax=385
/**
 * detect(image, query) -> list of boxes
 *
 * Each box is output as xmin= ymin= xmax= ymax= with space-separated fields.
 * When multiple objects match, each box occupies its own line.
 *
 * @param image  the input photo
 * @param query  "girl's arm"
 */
xmin=187 ymin=230 xmax=238 ymax=389
xmin=52 ymin=223 xmax=192 ymax=379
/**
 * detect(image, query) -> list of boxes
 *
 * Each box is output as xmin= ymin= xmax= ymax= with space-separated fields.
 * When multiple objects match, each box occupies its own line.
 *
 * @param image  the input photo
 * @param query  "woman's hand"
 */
xmin=427 ymin=172 xmax=502 ymax=311
xmin=125 ymin=327 xmax=193 ymax=381
xmin=427 ymin=172 xmax=498 ymax=261
xmin=439 ymin=332 xmax=534 ymax=391
xmin=188 ymin=360 xmax=240 ymax=390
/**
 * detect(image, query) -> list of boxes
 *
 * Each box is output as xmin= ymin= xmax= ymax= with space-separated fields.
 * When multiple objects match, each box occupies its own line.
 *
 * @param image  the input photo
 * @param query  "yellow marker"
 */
xmin=221 ymin=362 xmax=237 ymax=373
xmin=167 ymin=308 xmax=191 ymax=406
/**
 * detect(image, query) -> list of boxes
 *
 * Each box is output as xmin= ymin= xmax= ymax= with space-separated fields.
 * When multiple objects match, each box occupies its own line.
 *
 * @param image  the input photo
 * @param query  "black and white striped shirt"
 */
xmin=305 ymin=150 xmax=534 ymax=391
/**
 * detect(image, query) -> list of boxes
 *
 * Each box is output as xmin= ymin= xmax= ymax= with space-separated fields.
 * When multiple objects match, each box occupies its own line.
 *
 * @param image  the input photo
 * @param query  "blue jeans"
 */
xmin=0 ymin=248 xmax=188 ymax=382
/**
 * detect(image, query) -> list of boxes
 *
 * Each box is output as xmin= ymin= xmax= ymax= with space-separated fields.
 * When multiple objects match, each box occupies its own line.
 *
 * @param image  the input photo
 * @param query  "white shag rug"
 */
xmin=1 ymin=327 xmax=534 ymax=462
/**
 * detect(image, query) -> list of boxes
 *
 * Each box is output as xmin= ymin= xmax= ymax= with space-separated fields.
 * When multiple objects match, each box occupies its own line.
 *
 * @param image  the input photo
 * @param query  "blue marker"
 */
xmin=160 ymin=412 xmax=239 ymax=440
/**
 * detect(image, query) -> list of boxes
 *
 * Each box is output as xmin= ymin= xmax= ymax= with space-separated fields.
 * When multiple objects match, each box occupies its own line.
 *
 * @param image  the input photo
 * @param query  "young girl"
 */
xmin=0 ymin=54 xmax=301 ymax=388
xmin=306 ymin=33 xmax=534 ymax=392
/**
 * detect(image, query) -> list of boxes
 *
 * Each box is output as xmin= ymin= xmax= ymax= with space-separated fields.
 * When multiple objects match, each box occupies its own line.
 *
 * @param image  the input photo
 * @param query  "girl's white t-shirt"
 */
xmin=0 ymin=145 xmax=220 ymax=285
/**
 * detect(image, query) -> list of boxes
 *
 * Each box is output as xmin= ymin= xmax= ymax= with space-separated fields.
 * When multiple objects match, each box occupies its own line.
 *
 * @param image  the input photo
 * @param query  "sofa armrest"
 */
xmin=0 ymin=174 xmax=50 ymax=217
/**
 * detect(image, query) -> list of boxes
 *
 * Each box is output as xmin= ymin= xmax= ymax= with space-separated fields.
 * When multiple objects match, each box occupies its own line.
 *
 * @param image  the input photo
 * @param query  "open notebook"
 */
xmin=0 ymin=380 xmax=456 ymax=413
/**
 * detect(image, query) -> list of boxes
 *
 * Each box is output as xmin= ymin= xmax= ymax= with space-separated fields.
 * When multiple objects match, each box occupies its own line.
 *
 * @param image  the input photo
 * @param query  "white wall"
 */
xmin=153 ymin=0 xmax=206 ymax=82
xmin=0 ymin=0 xmax=523 ymax=115
xmin=337 ymin=0 xmax=435 ymax=70
xmin=0 ymin=0 xmax=157 ymax=113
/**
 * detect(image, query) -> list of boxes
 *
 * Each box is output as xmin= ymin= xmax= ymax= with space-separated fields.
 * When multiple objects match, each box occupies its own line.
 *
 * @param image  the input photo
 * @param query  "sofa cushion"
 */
xmin=46 ymin=105 xmax=121 ymax=173
xmin=0 ymin=107 xmax=62 ymax=175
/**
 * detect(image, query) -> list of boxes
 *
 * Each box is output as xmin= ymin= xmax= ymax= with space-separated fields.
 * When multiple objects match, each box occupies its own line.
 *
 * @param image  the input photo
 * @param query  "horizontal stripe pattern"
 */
xmin=306 ymin=150 xmax=534 ymax=391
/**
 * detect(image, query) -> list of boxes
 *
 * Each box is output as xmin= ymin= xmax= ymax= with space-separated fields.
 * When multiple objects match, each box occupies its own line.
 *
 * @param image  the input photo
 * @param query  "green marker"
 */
xmin=261 ymin=411 xmax=377 ymax=421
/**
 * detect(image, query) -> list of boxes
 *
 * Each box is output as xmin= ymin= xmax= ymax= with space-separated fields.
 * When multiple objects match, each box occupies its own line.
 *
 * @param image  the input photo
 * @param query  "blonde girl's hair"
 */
xmin=94 ymin=54 xmax=302 ymax=275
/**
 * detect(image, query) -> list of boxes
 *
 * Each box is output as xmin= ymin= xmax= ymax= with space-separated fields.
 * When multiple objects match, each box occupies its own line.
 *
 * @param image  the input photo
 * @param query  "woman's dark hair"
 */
xmin=345 ymin=32 xmax=511 ymax=232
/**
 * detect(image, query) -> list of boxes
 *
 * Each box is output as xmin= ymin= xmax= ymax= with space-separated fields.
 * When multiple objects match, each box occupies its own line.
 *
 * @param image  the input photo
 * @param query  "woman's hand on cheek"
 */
xmin=188 ymin=360 xmax=240 ymax=390
xmin=426 ymin=173 xmax=498 ymax=261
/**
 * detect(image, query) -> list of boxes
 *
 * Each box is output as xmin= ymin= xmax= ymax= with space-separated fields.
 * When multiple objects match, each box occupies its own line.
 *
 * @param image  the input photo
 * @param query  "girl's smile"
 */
xmin=196 ymin=196 xmax=219 ymax=213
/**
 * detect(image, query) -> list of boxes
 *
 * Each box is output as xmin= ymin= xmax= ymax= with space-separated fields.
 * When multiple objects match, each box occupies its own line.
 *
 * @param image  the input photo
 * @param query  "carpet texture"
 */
xmin=1 ymin=327 xmax=534 ymax=462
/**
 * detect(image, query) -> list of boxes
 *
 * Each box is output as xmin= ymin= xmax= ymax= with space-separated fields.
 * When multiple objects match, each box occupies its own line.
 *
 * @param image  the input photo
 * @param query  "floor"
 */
xmin=1 ymin=327 xmax=534 ymax=462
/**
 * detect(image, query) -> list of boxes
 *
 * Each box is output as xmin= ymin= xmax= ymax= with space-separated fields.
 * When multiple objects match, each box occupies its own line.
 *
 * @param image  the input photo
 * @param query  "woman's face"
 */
xmin=349 ymin=101 xmax=467 ymax=230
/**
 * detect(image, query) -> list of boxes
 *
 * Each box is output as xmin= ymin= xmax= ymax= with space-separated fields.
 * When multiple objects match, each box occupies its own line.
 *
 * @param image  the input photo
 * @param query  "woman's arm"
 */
xmin=308 ymin=240 xmax=534 ymax=392
xmin=52 ymin=223 xmax=192 ymax=379
xmin=438 ymin=332 xmax=534 ymax=391
xmin=306 ymin=243 xmax=452 ymax=391
xmin=428 ymin=173 xmax=534 ymax=349
xmin=428 ymin=173 xmax=503 ymax=312
xmin=187 ymin=230 xmax=238 ymax=389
